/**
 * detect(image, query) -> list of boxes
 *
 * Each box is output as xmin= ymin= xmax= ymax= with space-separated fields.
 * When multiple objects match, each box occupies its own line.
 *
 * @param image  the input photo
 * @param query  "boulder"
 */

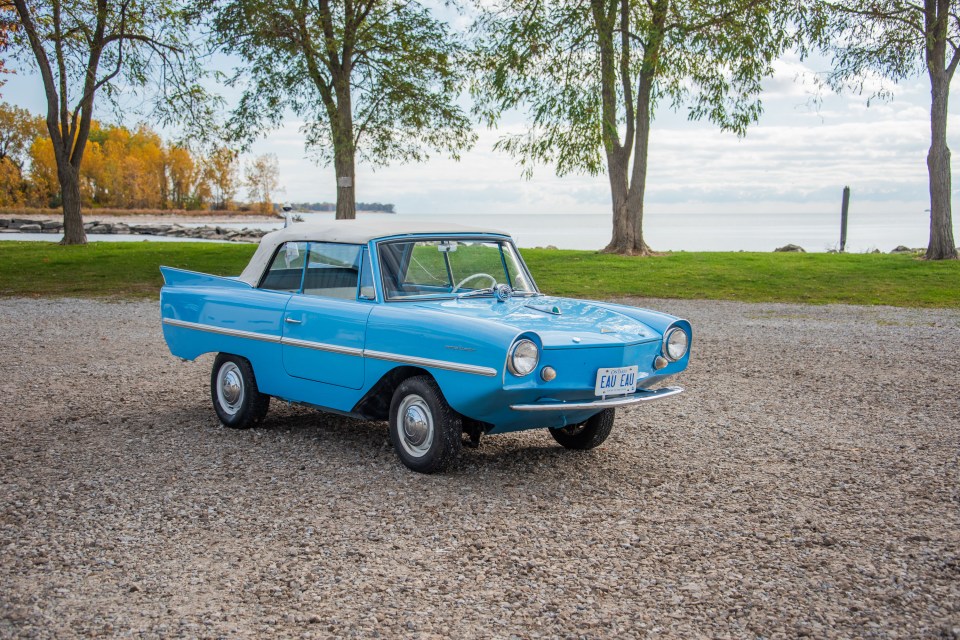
xmin=774 ymin=244 xmax=805 ymax=253
xmin=41 ymin=220 xmax=63 ymax=230
xmin=0 ymin=219 xmax=8 ymax=228
xmin=18 ymin=224 xmax=42 ymax=232
xmin=88 ymin=224 xmax=111 ymax=234
xmin=890 ymin=245 xmax=924 ymax=254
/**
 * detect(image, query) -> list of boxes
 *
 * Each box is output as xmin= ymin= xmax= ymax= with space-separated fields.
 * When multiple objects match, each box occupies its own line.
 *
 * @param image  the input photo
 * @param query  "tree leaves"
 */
xmin=211 ymin=0 xmax=476 ymax=167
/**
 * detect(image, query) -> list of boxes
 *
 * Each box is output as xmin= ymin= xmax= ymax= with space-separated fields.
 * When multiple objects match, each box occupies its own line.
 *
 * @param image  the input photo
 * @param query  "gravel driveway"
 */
xmin=1 ymin=297 xmax=957 ymax=638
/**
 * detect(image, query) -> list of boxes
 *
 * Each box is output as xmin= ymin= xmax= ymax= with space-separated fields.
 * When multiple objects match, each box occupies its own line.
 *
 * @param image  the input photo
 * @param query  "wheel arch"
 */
xmin=351 ymin=365 xmax=433 ymax=420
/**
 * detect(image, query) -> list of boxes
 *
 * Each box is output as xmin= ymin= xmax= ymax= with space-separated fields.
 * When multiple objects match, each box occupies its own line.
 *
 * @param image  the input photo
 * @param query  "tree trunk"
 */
xmin=604 ymin=72 xmax=654 ymax=256
xmin=334 ymin=146 xmax=356 ymax=220
xmin=604 ymin=155 xmax=632 ymax=253
xmin=926 ymin=74 xmax=958 ymax=259
xmin=58 ymin=162 xmax=87 ymax=245
xmin=333 ymin=82 xmax=356 ymax=220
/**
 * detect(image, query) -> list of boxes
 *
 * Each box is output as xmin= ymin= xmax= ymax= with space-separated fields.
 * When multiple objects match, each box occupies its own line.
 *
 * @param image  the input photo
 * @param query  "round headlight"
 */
xmin=663 ymin=327 xmax=689 ymax=362
xmin=508 ymin=339 xmax=539 ymax=376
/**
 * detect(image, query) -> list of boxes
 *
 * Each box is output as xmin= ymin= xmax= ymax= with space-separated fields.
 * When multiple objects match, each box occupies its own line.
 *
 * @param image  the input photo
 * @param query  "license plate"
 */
xmin=594 ymin=366 xmax=638 ymax=397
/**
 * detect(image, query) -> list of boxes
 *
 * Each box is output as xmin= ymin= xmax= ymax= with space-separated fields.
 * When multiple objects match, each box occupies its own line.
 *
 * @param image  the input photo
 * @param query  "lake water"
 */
xmin=6 ymin=210 xmax=954 ymax=252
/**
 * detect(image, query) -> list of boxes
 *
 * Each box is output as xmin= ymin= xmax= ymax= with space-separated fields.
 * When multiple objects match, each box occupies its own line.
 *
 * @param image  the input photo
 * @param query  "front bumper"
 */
xmin=509 ymin=385 xmax=684 ymax=412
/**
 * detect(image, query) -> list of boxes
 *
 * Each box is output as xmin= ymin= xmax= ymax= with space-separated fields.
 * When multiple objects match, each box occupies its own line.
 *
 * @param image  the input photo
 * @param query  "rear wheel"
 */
xmin=549 ymin=408 xmax=615 ymax=450
xmin=211 ymin=354 xmax=270 ymax=429
xmin=389 ymin=376 xmax=461 ymax=473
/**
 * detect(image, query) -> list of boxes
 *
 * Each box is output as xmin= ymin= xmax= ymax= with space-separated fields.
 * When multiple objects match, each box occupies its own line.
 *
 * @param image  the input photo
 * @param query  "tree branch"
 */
xmin=619 ymin=0 xmax=634 ymax=155
xmin=11 ymin=0 xmax=65 ymax=150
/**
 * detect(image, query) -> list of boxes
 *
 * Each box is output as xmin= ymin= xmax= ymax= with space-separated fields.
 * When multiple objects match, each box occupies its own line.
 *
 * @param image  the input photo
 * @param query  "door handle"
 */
xmin=285 ymin=317 xmax=302 ymax=324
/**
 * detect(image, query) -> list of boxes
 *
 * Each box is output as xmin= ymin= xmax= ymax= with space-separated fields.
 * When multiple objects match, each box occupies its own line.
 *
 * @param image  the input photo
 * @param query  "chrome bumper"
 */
xmin=509 ymin=386 xmax=684 ymax=412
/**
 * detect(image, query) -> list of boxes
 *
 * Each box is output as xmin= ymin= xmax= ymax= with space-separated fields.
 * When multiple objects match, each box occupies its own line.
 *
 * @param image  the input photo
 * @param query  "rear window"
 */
xmin=259 ymin=241 xmax=307 ymax=292
xmin=259 ymin=241 xmax=364 ymax=300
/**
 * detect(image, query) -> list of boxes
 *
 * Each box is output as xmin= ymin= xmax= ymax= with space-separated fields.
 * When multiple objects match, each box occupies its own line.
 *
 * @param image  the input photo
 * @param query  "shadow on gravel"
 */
xmin=150 ymin=401 xmax=600 ymax=481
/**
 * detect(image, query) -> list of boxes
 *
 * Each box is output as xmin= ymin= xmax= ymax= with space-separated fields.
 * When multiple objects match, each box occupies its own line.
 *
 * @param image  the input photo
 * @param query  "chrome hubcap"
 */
xmin=216 ymin=362 xmax=244 ymax=416
xmin=397 ymin=395 xmax=433 ymax=458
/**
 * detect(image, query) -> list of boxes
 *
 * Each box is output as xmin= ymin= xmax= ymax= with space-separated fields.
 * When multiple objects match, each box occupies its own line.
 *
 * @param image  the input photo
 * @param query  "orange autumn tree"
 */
xmin=0 ymin=101 xmax=44 ymax=205
xmin=27 ymin=120 xmax=217 ymax=210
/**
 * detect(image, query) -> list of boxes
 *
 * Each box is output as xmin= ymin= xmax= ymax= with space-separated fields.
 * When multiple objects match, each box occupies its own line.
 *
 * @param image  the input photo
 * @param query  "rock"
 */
xmin=88 ymin=224 xmax=111 ymax=234
xmin=9 ymin=218 xmax=34 ymax=230
xmin=18 ymin=224 xmax=42 ymax=232
xmin=774 ymin=244 xmax=805 ymax=253
xmin=0 ymin=218 xmax=8 ymax=228
xmin=41 ymin=221 xmax=63 ymax=231
xmin=890 ymin=246 xmax=924 ymax=254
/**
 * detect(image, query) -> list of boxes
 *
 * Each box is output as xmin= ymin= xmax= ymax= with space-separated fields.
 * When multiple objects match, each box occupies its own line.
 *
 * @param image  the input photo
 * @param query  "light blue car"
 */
xmin=160 ymin=220 xmax=690 ymax=473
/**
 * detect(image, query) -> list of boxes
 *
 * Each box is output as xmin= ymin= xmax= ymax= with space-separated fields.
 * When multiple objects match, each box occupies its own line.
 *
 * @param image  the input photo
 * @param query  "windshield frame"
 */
xmin=375 ymin=234 xmax=540 ymax=302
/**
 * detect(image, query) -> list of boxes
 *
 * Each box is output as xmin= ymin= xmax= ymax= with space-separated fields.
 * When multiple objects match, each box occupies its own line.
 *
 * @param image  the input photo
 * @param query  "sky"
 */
xmin=4 ymin=43 xmax=956 ymax=219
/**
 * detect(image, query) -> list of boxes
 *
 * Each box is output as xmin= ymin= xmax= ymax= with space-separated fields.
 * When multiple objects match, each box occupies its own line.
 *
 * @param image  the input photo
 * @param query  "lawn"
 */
xmin=1 ymin=241 xmax=957 ymax=308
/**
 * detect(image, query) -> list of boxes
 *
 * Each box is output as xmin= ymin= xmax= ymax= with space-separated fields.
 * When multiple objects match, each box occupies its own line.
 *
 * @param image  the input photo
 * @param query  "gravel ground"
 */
xmin=1 ymin=297 xmax=958 ymax=639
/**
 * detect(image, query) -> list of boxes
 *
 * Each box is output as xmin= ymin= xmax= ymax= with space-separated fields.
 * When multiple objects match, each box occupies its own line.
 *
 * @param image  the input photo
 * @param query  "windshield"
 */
xmin=378 ymin=238 xmax=538 ymax=300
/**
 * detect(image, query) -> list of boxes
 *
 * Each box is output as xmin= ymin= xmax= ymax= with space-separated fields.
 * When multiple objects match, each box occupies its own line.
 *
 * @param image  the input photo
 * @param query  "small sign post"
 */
xmin=840 ymin=186 xmax=850 ymax=252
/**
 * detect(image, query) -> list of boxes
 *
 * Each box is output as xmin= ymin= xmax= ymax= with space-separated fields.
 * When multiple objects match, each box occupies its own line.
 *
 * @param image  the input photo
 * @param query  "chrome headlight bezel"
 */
xmin=507 ymin=339 xmax=540 ymax=376
xmin=662 ymin=327 xmax=689 ymax=362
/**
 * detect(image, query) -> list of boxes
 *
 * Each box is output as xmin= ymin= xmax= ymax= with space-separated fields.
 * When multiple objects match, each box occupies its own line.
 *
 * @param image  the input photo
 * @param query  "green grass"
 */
xmin=1 ymin=241 xmax=958 ymax=308
xmin=0 ymin=241 xmax=256 ymax=299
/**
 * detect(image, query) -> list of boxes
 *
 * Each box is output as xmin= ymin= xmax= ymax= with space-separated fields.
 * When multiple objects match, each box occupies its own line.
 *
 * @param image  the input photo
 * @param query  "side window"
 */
xmin=303 ymin=243 xmax=362 ymax=299
xmin=259 ymin=241 xmax=308 ymax=292
xmin=358 ymin=247 xmax=376 ymax=300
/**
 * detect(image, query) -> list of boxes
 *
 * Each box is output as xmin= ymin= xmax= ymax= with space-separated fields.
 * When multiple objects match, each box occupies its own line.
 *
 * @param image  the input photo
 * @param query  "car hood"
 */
xmin=413 ymin=296 xmax=663 ymax=348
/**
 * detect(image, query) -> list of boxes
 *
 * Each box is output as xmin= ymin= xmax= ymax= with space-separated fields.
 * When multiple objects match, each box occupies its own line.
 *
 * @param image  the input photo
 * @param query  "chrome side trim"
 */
xmin=281 ymin=337 xmax=364 ymax=357
xmin=163 ymin=318 xmax=497 ymax=377
xmin=363 ymin=349 xmax=498 ymax=377
xmin=510 ymin=386 xmax=684 ymax=411
xmin=162 ymin=318 xmax=281 ymax=343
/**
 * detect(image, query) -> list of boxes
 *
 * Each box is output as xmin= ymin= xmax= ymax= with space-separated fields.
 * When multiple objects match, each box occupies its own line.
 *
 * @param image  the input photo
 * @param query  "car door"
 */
xmin=281 ymin=242 xmax=373 ymax=390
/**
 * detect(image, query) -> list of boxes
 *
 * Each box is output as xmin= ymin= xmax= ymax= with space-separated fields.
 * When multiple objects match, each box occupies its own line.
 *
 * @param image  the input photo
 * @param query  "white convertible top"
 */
xmin=237 ymin=218 xmax=509 ymax=285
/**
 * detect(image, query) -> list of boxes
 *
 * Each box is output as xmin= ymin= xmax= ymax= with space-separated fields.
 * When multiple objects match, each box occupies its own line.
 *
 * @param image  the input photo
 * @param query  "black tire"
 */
xmin=210 ymin=353 xmax=270 ymax=429
xmin=549 ymin=408 xmax=616 ymax=450
xmin=388 ymin=376 xmax=462 ymax=473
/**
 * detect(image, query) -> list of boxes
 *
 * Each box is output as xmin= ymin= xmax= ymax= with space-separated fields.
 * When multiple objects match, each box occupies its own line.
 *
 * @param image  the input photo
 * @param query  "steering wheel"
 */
xmin=453 ymin=272 xmax=497 ymax=292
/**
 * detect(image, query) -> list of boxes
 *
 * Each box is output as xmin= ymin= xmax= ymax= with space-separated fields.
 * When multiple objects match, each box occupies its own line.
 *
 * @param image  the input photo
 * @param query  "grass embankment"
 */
xmin=0 ymin=241 xmax=957 ymax=308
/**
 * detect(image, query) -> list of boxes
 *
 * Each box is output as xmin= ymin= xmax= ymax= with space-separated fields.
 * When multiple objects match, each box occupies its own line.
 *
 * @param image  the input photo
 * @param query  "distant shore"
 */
xmin=0 ymin=208 xmax=388 ymax=228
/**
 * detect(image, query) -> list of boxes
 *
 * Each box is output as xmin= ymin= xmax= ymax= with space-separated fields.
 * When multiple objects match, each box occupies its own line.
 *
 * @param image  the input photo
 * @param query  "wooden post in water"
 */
xmin=840 ymin=186 xmax=851 ymax=252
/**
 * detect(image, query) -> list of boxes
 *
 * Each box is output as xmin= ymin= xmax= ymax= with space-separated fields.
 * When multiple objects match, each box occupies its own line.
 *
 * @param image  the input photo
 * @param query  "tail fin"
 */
xmin=160 ymin=266 xmax=253 ymax=290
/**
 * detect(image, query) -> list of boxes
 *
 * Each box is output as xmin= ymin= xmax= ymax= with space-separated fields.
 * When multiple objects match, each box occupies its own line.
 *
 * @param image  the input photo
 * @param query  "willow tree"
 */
xmin=7 ymin=0 xmax=210 ymax=244
xmin=812 ymin=1 xmax=958 ymax=260
xmin=210 ymin=0 xmax=475 ymax=220
xmin=472 ymin=0 xmax=793 ymax=255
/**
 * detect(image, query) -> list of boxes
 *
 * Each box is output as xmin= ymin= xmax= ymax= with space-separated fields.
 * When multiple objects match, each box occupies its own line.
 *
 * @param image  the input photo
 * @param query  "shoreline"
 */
xmin=2 ymin=210 xmax=393 ymax=227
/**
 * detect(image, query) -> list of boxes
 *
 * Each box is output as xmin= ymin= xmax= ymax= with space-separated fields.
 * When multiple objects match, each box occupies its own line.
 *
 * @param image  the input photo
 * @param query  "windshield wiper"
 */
xmin=455 ymin=287 xmax=495 ymax=299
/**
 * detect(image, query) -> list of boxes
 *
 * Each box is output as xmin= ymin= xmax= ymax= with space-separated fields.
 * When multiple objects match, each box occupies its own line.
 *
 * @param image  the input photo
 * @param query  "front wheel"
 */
xmin=549 ymin=408 xmax=615 ymax=450
xmin=389 ymin=376 xmax=462 ymax=473
xmin=211 ymin=353 xmax=270 ymax=429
